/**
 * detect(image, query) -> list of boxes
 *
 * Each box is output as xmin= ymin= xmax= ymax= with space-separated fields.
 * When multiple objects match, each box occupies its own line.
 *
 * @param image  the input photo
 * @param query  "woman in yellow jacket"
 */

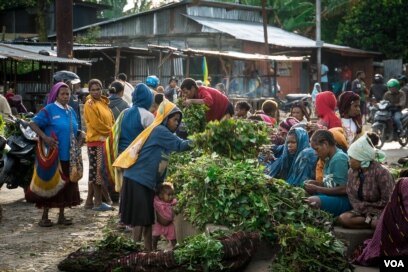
xmin=84 ymin=79 xmax=115 ymax=211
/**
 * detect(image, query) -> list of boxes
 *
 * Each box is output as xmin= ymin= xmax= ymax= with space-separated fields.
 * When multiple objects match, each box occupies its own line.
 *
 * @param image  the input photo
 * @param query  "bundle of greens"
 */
xmin=170 ymin=154 xmax=333 ymax=241
xmin=174 ymin=232 xmax=224 ymax=271
xmin=177 ymin=99 xmax=208 ymax=135
xmin=192 ymin=118 xmax=270 ymax=160
xmin=270 ymin=224 xmax=353 ymax=272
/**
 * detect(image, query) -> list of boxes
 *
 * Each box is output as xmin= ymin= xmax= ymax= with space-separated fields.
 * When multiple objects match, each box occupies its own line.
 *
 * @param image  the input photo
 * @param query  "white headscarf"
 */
xmin=347 ymin=133 xmax=386 ymax=168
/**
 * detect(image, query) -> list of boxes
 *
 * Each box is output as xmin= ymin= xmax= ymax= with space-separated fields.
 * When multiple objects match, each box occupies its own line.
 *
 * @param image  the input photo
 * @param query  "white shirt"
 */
xmin=341 ymin=118 xmax=357 ymax=145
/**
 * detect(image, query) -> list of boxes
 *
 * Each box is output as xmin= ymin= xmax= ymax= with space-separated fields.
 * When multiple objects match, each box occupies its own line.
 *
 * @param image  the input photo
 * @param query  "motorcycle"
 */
xmin=273 ymin=93 xmax=313 ymax=114
xmin=370 ymin=100 xmax=408 ymax=149
xmin=0 ymin=114 xmax=37 ymax=191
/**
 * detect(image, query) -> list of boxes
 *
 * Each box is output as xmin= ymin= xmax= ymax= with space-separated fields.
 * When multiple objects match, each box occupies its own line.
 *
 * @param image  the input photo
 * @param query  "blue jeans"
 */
xmin=393 ymin=111 xmax=403 ymax=131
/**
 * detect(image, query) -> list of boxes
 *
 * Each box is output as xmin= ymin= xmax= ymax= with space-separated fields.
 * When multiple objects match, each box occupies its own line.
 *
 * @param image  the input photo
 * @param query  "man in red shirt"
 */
xmin=180 ymin=78 xmax=233 ymax=122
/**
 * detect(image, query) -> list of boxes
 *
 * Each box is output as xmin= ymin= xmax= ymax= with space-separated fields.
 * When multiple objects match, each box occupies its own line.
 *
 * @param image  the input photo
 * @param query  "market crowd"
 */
xmin=19 ymin=71 xmax=408 ymax=264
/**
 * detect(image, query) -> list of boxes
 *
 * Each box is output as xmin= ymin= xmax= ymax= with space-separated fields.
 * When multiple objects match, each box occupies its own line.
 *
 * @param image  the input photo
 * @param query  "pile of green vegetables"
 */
xmin=174 ymin=232 xmax=224 ymax=271
xmin=169 ymin=154 xmax=332 ymax=241
xmin=270 ymin=224 xmax=353 ymax=272
xmin=167 ymin=116 xmax=349 ymax=271
xmin=177 ymin=100 xmax=208 ymax=135
xmin=191 ymin=118 xmax=270 ymax=160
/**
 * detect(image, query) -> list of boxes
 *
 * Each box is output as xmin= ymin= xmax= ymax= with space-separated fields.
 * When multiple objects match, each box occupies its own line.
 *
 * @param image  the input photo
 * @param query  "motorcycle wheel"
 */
xmin=372 ymin=127 xmax=386 ymax=149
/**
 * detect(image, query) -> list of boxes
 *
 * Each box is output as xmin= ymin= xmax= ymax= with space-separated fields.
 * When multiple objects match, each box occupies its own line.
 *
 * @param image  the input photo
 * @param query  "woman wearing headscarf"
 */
xmin=113 ymin=99 xmax=192 ymax=251
xmin=27 ymin=82 xmax=82 ymax=227
xmin=338 ymin=133 xmax=394 ymax=229
xmin=315 ymin=91 xmax=342 ymax=129
xmin=354 ymin=170 xmax=408 ymax=266
xmin=84 ymin=79 xmax=115 ymax=211
xmin=266 ymin=127 xmax=317 ymax=187
xmin=337 ymin=91 xmax=363 ymax=145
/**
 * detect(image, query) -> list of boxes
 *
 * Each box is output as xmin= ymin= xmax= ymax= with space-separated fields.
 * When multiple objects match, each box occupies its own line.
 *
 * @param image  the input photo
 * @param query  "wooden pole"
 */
xmin=115 ymin=48 xmax=121 ymax=76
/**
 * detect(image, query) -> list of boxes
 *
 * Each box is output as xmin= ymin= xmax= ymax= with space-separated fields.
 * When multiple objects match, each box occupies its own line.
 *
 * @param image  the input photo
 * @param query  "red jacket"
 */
xmin=197 ymin=86 xmax=230 ymax=121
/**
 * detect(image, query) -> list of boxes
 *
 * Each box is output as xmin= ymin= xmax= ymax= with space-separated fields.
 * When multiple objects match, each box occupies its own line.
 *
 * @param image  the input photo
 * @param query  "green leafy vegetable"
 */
xmin=270 ymin=224 xmax=353 ymax=272
xmin=192 ymin=118 xmax=270 ymax=160
xmin=174 ymin=232 xmax=224 ymax=271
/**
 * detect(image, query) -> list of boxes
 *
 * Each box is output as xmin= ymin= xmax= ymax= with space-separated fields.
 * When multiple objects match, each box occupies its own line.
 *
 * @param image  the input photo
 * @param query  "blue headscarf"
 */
xmin=266 ymin=127 xmax=311 ymax=180
xmin=132 ymin=83 xmax=153 ymax=108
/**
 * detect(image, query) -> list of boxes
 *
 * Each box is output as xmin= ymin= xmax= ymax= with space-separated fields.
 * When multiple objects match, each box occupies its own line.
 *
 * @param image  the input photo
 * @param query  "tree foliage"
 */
xmin=336 ymin=0 xmax=408 ymax=60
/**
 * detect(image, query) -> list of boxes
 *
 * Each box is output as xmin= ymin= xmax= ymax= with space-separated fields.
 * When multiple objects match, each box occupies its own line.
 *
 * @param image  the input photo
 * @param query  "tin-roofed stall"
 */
xmin=0 ymin=43 xmax=91 ymax=112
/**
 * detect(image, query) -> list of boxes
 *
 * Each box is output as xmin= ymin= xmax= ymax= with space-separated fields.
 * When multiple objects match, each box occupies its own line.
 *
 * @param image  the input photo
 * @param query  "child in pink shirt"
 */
xmin=152 ymin=183 xmax=177 ymax=250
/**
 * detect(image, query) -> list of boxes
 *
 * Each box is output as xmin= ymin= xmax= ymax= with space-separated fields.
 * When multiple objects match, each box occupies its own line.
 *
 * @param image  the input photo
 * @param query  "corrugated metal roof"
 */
xmin=148 ymin=44 xmax=307 ymax=61
xmin=182 ymin=48 xmax=307 ymax=62
xmin=187 ymin=15 xmax=381 ymax=55
xmin=187 ymin=15 xmax=317 ymax=48
xmin=0 ymin=44 xmax=91 ymax=65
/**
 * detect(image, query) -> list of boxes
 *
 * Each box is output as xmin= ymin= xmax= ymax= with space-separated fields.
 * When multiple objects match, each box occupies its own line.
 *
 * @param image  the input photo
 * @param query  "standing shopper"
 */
xmin=84 ymin=79 xmax=115 ymax=211
xmin=113 ymin=99 xmax=192 ymax=251
xmin=27 ymin=82 xmax=82 ymax=226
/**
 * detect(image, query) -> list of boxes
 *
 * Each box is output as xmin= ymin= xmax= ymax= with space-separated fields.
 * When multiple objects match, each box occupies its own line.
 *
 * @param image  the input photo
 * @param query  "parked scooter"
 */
xmin=0 ymin=114 xmax=37 ymax=191
xmin=370 ymin=100 xmax=408 ymax=149
xmin=273 ymin=93 xmax=312 ymax=114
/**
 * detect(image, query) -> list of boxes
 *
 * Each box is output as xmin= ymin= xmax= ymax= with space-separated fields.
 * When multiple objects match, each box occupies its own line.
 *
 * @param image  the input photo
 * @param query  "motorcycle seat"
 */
xmin=285 ymin=94 xmax=311 ymax=101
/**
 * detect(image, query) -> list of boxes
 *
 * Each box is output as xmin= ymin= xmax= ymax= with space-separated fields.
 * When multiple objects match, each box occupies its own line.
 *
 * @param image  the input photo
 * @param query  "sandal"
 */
xmin=38 ymin=219 xmax=54 ymax=227
xmin=57 ymin=217 xmax=73 ymax=225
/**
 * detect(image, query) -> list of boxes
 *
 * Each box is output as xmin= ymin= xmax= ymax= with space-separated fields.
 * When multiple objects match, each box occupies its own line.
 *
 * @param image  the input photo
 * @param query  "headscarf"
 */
xmin=347 ymin=133 xmax=386 ymax=168
xmin=113 ymin=99 xmax=179 ymax=169
xmin=47 ymin=82 xmax=69 ymax=105
xmin=315 ymin=91 xmax=342 ymax=129
xmin=267 ymin=127 xmax=310 ymax=180
xmin=279 ymin=117 xmax=299 ymax=133
xmin=337 ymin=91 xmax=362 ymax=134
xmin=311 ymin=82 xmax=321 ymax=102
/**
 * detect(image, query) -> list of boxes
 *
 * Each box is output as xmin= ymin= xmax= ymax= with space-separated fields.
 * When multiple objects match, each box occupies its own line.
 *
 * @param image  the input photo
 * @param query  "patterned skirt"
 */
xmin=87 ymin=145 xmax=104 ymax=185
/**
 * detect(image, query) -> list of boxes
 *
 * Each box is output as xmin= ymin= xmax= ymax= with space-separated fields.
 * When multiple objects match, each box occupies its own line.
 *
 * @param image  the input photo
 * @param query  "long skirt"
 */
xmin=87 ymin=145 xmax=104 ymax=185
xmin=120 ymin=177 xmax=155 ymax=227
xmin=32 ymin=161 xmax=81 ymax=209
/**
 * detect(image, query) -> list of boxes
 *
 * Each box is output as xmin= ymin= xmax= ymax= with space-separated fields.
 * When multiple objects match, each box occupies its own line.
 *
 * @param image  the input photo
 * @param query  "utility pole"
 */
xmin=316 ymin=0 xmax=322 ymax=84
xmin=261 ymin=0 xmax=273 ymax=97
xmin=56 ymin=0 xmax=73 ymax=61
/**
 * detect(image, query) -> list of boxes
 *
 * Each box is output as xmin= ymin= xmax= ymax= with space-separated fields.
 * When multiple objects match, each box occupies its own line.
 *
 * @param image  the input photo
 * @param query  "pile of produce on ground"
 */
xmin=169 ymin=153 xmax=332 ymax=240
xmin=58 ymin=223 xmax=142 ymax=272
xmin=167 ymin=118 xmax=350 ymax=271
xmin=108 ymin=230 xmax=259 ymax=272
xmin=270 ymin=224 xmax=353 ymax=272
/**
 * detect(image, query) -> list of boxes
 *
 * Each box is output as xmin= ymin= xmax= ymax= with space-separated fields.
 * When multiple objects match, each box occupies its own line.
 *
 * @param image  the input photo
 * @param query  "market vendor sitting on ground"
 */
xmin=304 ymin=129 xmax=351 ymax=216
xmin=338 ymin=133 xmax=394 ymax=229
xmin=180 ymin=78 xmax=234 ymax=122
xmin=234 ymin=101 xmax=251 ymax=119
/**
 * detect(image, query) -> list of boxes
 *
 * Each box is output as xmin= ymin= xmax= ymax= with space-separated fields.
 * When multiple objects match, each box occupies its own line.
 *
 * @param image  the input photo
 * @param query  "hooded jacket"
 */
xmin=118 ymin=83 xmax=154 ymax=153
xmin=123 ymin=106 xmax=192 ymax=190
xmin=315 ymin=91 xmax=342 ymax=129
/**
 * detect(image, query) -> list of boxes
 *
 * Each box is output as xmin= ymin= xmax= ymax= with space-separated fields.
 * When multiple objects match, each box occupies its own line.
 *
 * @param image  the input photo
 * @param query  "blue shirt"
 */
xmin=124 ymin=124 xmax=191 ymax=190
xmin=33 ymin=103 xmax=78 ymax=161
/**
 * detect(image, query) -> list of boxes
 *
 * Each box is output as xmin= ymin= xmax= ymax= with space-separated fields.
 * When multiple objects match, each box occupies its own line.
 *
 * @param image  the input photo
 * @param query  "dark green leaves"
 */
xmin=192 ymin=119 xmax=270 ymax=160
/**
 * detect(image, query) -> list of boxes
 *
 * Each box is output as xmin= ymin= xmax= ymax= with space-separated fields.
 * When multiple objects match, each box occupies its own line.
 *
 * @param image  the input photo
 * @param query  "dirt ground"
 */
xmin=0 ymin=148 xmax=119 ymax=272
xmin=0 ymin=142 xmax=406 ymax=272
